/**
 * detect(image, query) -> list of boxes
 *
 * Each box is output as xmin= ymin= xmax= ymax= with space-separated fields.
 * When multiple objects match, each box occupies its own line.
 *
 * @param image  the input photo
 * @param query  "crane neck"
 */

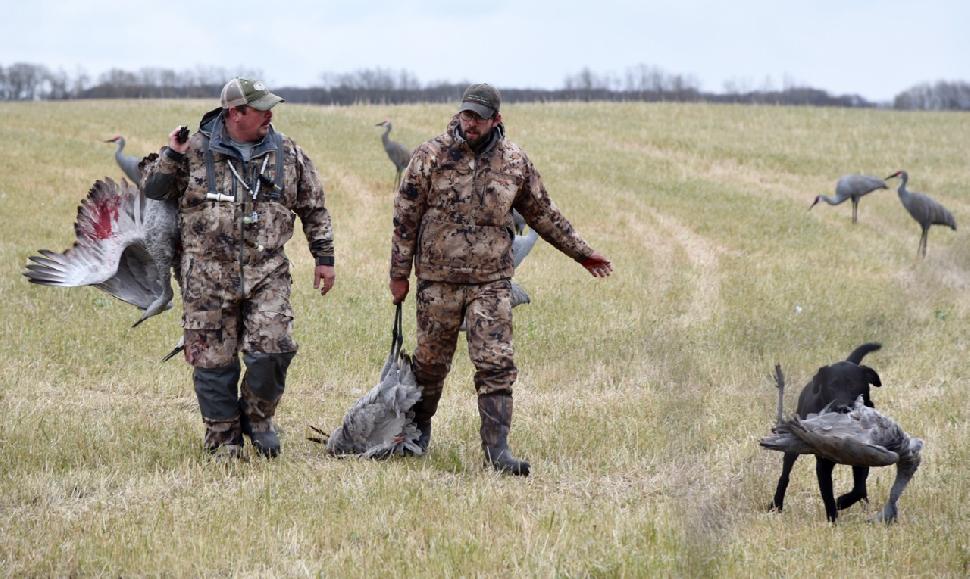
xmin=381 ymin=124 xmax=391 ymax=144
xmin=896 ymin=173 xmax=909 ymax=198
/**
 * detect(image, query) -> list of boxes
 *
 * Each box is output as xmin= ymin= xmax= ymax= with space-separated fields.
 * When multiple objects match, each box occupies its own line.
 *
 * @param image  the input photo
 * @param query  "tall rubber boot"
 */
xmin=410 ymin=378 xmax=444 ymax=454
xmin=194 ymin=361 xmax=243 ymax=458
xmin=478 ymin=391 xmax=530 ymax=476
xmin=239 ymin=351 xmax=294 ymax=458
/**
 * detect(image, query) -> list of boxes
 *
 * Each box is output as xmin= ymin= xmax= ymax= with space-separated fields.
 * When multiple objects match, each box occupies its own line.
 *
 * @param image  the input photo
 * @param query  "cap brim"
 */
xmin=249 ymin=93 xmax=284 ymax=111
xmin=459 ymin=101 xmax=495 ymax=119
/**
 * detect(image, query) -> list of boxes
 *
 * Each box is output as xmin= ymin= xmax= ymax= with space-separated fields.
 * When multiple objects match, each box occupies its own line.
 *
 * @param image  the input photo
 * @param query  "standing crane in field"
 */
xmin=886 ymin=170 xmax=957 ymax=258
xmin=375 ymin=120 xmax=412 ymax=187
xmin=105 ymin=135 xmax=144 ymax=184
xmin=809 ymin=174 xmax=888 ymax=224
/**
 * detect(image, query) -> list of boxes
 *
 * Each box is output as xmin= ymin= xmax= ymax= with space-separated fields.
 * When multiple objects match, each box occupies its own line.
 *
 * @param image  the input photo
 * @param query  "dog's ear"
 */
xmin=861 ymin=365 xmax=882 ymax=387
xmin=811 ymin=366 xmax=830 ymax=394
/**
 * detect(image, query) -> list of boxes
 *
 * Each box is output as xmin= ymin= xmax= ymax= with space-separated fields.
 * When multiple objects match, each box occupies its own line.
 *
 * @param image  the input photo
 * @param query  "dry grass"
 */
xmin=1 ymin=99 xmax=968 ymax=576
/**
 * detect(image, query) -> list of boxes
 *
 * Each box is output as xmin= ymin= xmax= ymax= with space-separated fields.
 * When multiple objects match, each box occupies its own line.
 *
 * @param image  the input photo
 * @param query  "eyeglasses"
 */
xmin=459 ymin=110 xmax=492 ymax=123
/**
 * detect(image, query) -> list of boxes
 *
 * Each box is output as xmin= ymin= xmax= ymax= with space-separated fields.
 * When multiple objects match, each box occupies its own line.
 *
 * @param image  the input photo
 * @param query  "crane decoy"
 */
xmin=375 ymin=120 xmax=412 ymax=186
xmin=309 ymin=305 xmax=424 ymax=458
xmin=23 ymin=174 xmax=179 ymax=328
xmin=105 ymin=135 xmax=144 ymax=184
xmin=761 ymin=396 xmax=923 ymax=524
xmin=886 ymin=170 xmax=957 ymax=258
xmin=809 ymin=174 xmax=888 ymax=224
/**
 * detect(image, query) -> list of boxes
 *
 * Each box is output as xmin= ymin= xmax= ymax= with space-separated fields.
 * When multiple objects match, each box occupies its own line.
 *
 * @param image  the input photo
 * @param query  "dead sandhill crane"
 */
xmin=761 ymin=395 xmax=923 ymax=524
xmin=809 ymin=174 xmax=888 ymax=224
xmin=23 ymin=175 xmax=179 ymax=328
xmin=375 ymin=120 xmax=412 ymax=186
xmin=105 ymin=135 xmax=143 ymax=184
xmin=886 ymin=170 xmax=957 ymax=258
xmin=309 ymin=304 xmax=423 ymax=457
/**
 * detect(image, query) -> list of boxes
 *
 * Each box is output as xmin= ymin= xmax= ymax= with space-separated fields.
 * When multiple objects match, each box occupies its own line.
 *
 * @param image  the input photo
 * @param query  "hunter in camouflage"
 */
xmin=389 ymin=83 xmax=613 ymax=476
xmin=143 ymin=78 xmax=335 ymax=459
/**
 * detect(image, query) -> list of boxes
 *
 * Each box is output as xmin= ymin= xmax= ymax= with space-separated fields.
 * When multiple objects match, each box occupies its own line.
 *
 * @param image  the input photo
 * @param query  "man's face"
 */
xmin=229 ymin=106 xmax=273 ymax=142
xmin=459 ymin=110 xmax=498 ymax=144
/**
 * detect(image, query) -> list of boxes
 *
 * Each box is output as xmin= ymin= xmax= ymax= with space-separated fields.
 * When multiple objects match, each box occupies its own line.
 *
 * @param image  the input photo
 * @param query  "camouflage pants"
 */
xmin=181 ymin=256 xmax=297 ymax=448
xmin=181 ymin=257 xmax=297 ymax=369
xmin=414 ymin=279 xmax=516 ymax=399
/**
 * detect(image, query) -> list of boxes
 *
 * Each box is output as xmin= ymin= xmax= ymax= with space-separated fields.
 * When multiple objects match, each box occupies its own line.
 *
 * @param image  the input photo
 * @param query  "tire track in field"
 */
xmin=575 ymin=176 xmax=754 ymax=559
xmin=589 ymin=180 xmax=726 ymax=329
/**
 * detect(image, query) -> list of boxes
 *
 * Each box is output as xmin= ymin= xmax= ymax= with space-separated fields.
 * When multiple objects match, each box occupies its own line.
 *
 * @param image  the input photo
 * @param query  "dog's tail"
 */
xmin=846 ymin=342 xmax=882 ymax=364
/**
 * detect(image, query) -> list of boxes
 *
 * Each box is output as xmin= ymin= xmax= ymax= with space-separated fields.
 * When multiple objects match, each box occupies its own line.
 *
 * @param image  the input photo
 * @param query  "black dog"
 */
xmin=770 ymin=343 xmax=882 ymax=522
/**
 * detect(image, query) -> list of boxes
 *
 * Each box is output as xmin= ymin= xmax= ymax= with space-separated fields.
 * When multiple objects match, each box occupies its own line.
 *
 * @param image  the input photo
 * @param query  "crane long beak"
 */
xmin=808 ymin=197 xmax=819 ymax=210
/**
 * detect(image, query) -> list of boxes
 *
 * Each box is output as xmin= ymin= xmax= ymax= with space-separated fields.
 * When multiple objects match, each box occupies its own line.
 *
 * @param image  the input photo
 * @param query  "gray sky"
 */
xmin=4 ymin=0 xmax=967 ymax=102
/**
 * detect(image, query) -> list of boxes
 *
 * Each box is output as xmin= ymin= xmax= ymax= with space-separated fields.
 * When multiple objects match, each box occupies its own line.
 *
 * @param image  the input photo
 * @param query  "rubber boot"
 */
xmin=409 ymin=380 xmax=444 ymax=455
xmin=239 ymin=351 xmax=294 ymax=458
xmin=194 ymin=362 xmax=244 ymax=458
xmin=478 ymin=391 xmax=530 ymax=476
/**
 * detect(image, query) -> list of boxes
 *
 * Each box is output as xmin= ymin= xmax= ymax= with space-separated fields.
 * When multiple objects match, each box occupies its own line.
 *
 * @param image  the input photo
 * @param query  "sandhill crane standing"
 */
xmin=23 ymin=175 xmax=179 ymax=328
xmin=375 ymin=120 xmax=412 ymax=186
xmin=761 ymin=395 xmax=923 ymax=524
xmin=809 ymin=174 xmax=888 ymax=224
xmin=105 ymin=135 xmax=144 ymax=184
xmin=886 ymin=170 xmax=957 ymax=258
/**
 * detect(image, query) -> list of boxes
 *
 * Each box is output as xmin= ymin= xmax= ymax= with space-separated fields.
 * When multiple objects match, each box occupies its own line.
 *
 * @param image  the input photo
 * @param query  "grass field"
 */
xmin=1 ymin=99 xmax=968 ymax=576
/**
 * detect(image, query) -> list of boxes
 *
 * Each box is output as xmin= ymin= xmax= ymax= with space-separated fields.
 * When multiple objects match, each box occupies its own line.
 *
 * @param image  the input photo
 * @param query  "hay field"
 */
xmin=0 ymin=99 xmax=967 ymax=576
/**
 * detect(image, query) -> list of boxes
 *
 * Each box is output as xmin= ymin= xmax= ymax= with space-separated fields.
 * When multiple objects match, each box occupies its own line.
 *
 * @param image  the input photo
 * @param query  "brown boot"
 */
xmin=478 ymin=392 xmax=530 ymax=476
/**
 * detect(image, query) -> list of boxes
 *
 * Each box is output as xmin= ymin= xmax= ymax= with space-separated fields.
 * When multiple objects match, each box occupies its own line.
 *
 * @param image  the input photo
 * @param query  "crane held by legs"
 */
xmin=23 ymin=173 xmax=180 ymax=328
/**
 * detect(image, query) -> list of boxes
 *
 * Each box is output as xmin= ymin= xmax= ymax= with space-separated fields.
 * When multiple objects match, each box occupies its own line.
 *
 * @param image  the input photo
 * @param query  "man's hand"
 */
xmin=389 ymin=278 xmax=409 ymax=304
xmin=168 ymin=126 xmax=190 ymax=154
xmin=580 ymin=252 xmax=613 ymax=278
xmin=314 ymin=265 xmax=335 ymax=295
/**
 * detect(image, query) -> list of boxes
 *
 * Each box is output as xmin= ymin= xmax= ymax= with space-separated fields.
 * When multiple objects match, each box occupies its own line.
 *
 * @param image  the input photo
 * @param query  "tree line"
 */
xmin=2 ymin=62 xmax=968 ymax=111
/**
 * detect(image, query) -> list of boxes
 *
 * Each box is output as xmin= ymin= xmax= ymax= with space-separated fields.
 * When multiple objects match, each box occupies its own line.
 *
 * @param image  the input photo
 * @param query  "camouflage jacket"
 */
xmin=390 ymin=116 xmax=593 ymax=283
xmin=143 ymin=109 xmax=334 ymax=275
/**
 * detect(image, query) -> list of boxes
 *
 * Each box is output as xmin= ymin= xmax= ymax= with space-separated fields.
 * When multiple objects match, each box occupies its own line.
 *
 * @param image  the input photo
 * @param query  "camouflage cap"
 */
xmin=220 ymin=78 xmax=284 ymax=111
xmin=459 ymin=83 xmax=501 ymax=119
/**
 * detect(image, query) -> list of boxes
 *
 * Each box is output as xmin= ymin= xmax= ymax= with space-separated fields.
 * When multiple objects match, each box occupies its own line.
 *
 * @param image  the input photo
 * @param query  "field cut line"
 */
xmin=587 ymin=181 xmax=724 ymax=329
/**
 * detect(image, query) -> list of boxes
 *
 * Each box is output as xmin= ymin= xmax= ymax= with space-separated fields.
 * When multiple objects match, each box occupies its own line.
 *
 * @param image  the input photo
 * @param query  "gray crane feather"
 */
xmin=26 ymin=144 xmax=181 ymax=361
xmin=322 ymin=347 xmax=424 ymax=458
xmin=24 ymin=175 xmax=179 ymax=327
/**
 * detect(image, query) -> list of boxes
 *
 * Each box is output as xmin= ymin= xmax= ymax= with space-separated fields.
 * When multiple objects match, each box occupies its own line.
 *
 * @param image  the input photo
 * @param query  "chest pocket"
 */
xmin=483 ymin=170 xmax=520 ymax=210
xmin=180 ymin=201 xmax=236 ymax=262
xmin=255 ymin=200 xmax=295 ymax=252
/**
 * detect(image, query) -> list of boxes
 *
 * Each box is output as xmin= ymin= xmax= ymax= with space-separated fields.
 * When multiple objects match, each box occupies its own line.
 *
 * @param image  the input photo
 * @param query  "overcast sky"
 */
xmin=4 ymin=0 xmax=967 ymax=103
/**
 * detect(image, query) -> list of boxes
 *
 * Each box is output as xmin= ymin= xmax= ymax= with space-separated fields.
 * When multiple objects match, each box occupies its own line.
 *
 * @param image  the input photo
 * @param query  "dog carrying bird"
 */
xmin=765 ymin=343 xmax=885 ymax=523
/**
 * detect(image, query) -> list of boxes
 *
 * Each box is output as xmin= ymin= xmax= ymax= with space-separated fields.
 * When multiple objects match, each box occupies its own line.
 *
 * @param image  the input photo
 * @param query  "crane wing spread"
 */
xmin=24 ymin=178 xmax=155 ymax=308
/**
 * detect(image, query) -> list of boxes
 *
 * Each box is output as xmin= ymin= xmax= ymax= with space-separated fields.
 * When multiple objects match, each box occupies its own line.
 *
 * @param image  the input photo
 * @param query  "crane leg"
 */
xmin=851 ymin=199 xmax=858 ymax=224
xmin=919 ymin=228 xmax=929 ymax=258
